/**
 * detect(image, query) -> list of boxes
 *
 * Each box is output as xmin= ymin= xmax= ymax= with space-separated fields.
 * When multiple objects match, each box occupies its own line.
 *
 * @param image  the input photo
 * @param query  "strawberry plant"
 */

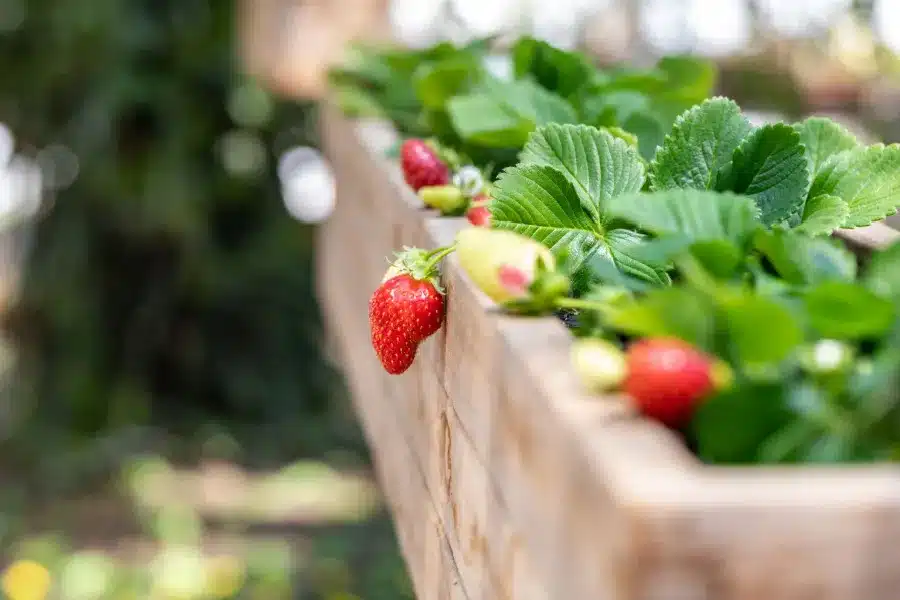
xmin=331 ymin=37 xmax=717 ymax=217
xmin=364 ymin=90 xmax=900 ymax=465
xmin=476 ymin=98 xmax=900 ymax=464
xmin=488 ymin=98 xmax=900 ymax=294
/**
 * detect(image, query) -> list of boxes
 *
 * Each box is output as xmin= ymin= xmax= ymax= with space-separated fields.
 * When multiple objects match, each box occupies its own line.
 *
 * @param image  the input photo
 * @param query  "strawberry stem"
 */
xmin=423 ymin=244 xmax=457 ymax=271
xmin=554 ymin=297 xmax=609 ymax=312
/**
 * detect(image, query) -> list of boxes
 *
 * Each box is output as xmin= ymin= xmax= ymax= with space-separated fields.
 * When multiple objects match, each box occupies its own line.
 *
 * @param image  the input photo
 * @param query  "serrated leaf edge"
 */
xmin=648 ymin=96 xmax=750 ymax=192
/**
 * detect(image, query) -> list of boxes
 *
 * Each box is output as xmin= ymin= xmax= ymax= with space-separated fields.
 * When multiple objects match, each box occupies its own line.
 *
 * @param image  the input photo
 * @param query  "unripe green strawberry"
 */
xmin=419 ymin=185 xmax=467 ymax=215
xmin=455 ymin=228 xmax=554 ymax=304
xmin=571 ymin=339 xmax=627 ymax=392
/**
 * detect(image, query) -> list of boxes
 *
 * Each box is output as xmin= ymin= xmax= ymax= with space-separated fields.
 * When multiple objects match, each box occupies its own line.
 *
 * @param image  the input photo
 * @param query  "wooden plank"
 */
xmin=834 ymin=221 xmax=900 ymax=254
xmin=237 ymin=0 xmax=391 ymax=99
xmin=320 ymin=106 xmax=900 ymax=600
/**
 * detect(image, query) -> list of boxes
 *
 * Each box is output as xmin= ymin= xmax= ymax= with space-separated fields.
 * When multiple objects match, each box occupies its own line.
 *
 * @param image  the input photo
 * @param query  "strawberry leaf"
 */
xmin=865 ymin=241 xmax=900 ymax=300
xmin=648 ymin=97 xmax=752 ymax=191
xmin=719 ymin=292 xmax=804 ymax=367
xmin=604 ymin=287 xmax=716 ymax=349
xmin=793 ymin=116 xmax=859 ymax=181
xmin=605 ymin=189 xmax=762 ymax=245
xmin=804 ymin=281 xmax=896 ymax=340
xmin=413 ymin=55 xmax=483 ymax=110
xmin=808 ymin=145 xmax=900 ymax=228
xmin=692 ymin=383 xmax=791 ymax=464
xmin=447 ymin=79 xmax=577 ymax=148
xmin=519 ymin=124 xmax=645 ymax=225
xmin=753 ymin=229 xmax=857 ymax=285
xmin=721 ymin=123 xmax=811 ymax=227
xmin=490 ymin=164 xmax=667 ymax=290
xmin=653 ymin=56 xmax=717 ymax=115
xmin=511 ymin=36 xmax=595 ymax=98
xmin=447 ymin=94 xmax=533 ymax=147
xmin=605 ymin=229 xmax=672 ymax=285
xmin=794 ymin=194 xmax=849 ymax=236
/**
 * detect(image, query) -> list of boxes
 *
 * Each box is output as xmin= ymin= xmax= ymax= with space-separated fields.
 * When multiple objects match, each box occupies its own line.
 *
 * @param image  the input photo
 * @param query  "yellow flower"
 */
xmin=1 ymin=560 xmax=52 ymax=600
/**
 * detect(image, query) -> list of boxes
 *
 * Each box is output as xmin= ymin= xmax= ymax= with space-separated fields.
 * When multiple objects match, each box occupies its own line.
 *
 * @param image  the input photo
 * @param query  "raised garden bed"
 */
xmin=317 ymin=102 xmax=900 ymax=600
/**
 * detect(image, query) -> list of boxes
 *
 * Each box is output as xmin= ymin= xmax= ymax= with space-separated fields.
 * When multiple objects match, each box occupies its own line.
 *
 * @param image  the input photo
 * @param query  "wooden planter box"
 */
xmin=316 ymin=103 xmax=900 ymax=600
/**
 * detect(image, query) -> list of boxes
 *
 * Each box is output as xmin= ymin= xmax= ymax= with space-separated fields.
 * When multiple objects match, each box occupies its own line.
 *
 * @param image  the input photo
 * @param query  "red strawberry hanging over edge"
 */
xmin=400 ymin=139 xmax=450 ymax=191
xmin=623 ymin=337 xmax=731 ymax=428
xmin=369 ymin=246 xmax=451 ymax=374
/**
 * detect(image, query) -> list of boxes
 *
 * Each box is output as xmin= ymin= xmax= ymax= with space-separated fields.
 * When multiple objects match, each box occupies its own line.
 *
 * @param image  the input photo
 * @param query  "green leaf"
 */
xmin=804 ymin=281 xmax=896 ymax=339
xmin=606 ymin=189 xmax=761 ymax=245
xmin=581 ymin=90 xmax=650 ymax=128
xmin=413 ymin=56 xmax=482 ymax=109
xmin=654 ymin=56 xmax=717 ymax=110
xmin=808 ymin=145 xmax=900 ymax=228
xmin=807 ymin=150 xmax=851 ymax=199
xmin=648 ymin=97 xmax=752 ymax=191
xmin=794 ymin=194 xmax=849 ymax=236
xmin=689 ymin=240 xmax=743 ymax=278
xmin=491 ymin=164 xmax=596 ymax=243
xmin=578 ymin=252 xmax=657 ymax=293
xmin=602 ymin=68 xmax=668 ymax=93
xmin=621 ymin=111 xmax=667 ymax=161
xmin=490 ymin=164 xmax=666 ymax=289
xmin=722 ymin=123 xmax=811 ymax=227
xmin=601 ymin=126 xmax=639 ymax=150
xmin=519 ymin=124 xmax=645 ymax=225
xmin=446 ymin=94 xmax=532 ymax=147
xmin=606 ymin=229 xmax=672 ymax=286
xmin=838 ymin=146 xmax=900 ymax=228
xmin=604 ymin=287 xmax=715 ymax=348
xmin=794 ymin=117 xmax=858 ymax=180
xmin=757 ymin=418 xmax=821 ymax=463
xmin=494 ymin=79 xmax=578 ymax=126
xmin=692 ymin=383 xmax=791 ymax=464
xmin=511 ymin=37 xmax=595 ymax=97
xmin=719 ymin=293 xmax=803 ymax=367
xmin=865 ymin=241 xmax=900 ymax=300
xmin=447 ymin=79 xmax=577 ymax=148
xmin=753 ymin=229 xmax=857 ymax=285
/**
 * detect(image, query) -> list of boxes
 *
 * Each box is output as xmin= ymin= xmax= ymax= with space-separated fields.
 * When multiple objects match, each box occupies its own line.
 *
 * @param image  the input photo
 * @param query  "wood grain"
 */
xmin=318 ymin=104 xmax=900 ymax=600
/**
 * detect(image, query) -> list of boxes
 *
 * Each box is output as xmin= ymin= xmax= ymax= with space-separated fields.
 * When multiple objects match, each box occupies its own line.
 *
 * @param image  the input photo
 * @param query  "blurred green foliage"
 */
xmin=0 ymin=2 xmax=412 ymax=598
xmin=0 ymin=0 xmax=355 ymax=457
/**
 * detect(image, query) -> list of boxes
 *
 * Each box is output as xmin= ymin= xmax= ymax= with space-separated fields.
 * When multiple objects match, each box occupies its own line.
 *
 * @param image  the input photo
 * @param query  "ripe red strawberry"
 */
xmin=400 ymin=139 xmax=450 ymax=191
xmin=466 ymin=194 xmax=491 ymax=227
xmin=369 ymin=247 xmax=448 ymax=375
xmin=623 ymin=338 xmax=724 ymax=428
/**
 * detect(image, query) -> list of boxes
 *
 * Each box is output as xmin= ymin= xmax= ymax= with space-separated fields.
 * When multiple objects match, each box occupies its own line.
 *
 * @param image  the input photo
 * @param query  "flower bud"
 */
xmin=452 ymin=165 xmax=484 ymax=197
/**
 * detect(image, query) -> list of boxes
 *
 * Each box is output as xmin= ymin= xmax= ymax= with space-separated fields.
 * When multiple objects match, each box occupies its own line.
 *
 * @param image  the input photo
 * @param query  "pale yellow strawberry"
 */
xmin=455 ymin=228 xmax=554 ymax=303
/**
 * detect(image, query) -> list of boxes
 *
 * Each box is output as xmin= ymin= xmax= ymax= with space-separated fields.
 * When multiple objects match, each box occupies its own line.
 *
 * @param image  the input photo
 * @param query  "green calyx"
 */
xmin=501 ymin=259 xmax=572 ymax=315
xmin=383 ymin=245 xmax=456 ymax=293
xmin=424 ymin=138 xmax=463 ymax=171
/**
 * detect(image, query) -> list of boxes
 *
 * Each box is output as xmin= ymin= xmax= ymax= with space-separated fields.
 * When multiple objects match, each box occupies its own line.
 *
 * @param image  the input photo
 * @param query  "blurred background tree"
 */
xmin=0 ymin=0 xmax=365 ymax=467
xmin=0 ymin=2 xmax=415 ymax=597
